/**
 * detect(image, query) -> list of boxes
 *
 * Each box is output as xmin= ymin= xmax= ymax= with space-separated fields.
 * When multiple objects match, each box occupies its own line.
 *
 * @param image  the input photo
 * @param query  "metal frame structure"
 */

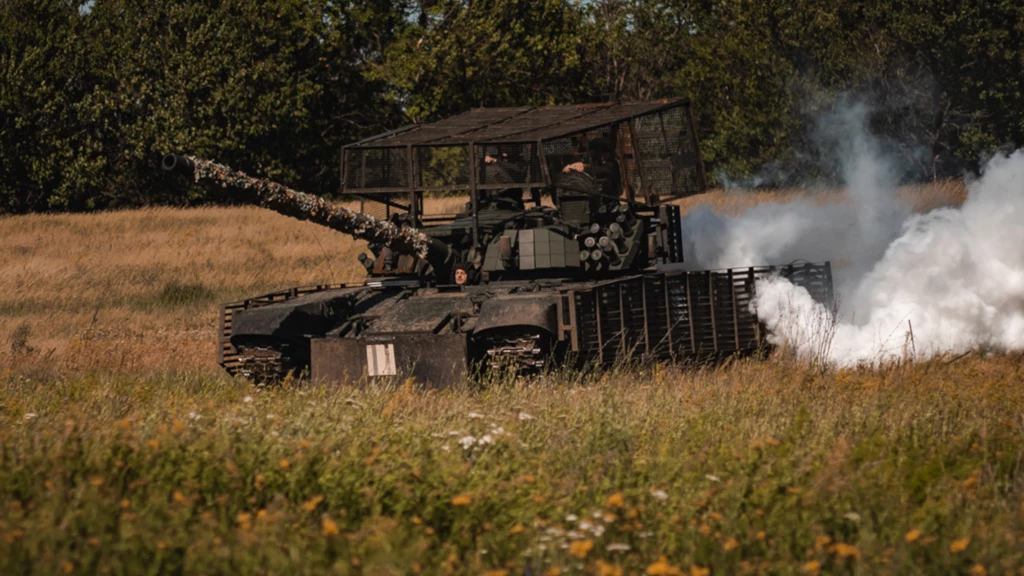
xmin=341 ymin=99 xmax=707 ymax=224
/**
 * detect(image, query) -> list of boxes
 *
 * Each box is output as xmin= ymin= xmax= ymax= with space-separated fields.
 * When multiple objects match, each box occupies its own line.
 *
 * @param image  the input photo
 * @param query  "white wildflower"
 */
xmin=242 ymin=395 xmax=253 ymax=403
xmin=468 ymin=412 xmax=485 ymax=419
xmin=478 ymin=434 xmax=494 ymax=446
xmin=606 ymin=543 xmax=631 ymax=553
xmin=705 ymin=474 xmax=721 ymax=482
xmin=565 ymin=514 xmax=578 ymax=523
xmin=188 ymin=411 xmax=201 ymax=421
xmin=448 ymin=430 xmax=462 ymax=436
xmin=592 ymin=511 xmax=604 ymax=519
xmin=638 ymin=531 xmax=654 ymax=538
xmin=518 ymin=412 xmax=535 ymax=421
xmin=458 ymin=435 xmax=476 ymax=449
xmin=440 ymin=445 xmax=450 ymax=452
xmin=579 ymin=520 xmax=593 ymax=531
xmin=649 ymin=489 xmax=669 ymax=501
xmin=24 ymin=412 xmax=38 ymax=421
xmin=567 ymin=530 xmax=584 ymax=540
xmin=844 ymin=512 xmax=861 ymax=522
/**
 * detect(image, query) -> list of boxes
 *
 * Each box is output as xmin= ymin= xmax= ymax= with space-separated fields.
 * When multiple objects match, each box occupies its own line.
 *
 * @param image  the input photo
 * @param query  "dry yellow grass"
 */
xmin=0 ymin=182 xmax=966 ymax=375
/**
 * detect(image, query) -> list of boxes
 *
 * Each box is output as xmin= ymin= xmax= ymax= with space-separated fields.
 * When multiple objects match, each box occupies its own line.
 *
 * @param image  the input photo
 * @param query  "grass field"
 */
xmin=6 ymin=181 xmax=1021 ymax=575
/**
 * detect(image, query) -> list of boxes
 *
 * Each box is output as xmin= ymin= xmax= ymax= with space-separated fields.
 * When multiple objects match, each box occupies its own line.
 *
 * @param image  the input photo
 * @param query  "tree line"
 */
xmin=1 ymin=0 xmax=1021 ymax=212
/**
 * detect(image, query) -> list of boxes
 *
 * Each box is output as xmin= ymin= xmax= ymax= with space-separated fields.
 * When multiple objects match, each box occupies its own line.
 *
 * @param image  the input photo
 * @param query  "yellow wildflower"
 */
xmin=801 ymin=560 xmax=821 ymax=574
xmin=321 ymin=516 xmax=340 ymax=536
xmin=689 ymin=565 xmax=710 ymax=576
xmin=698 ymin=524 xmax=711 ymax=535
xmin=568 ymin=539 xmax=593 ymax=559
xmin=834 ymin=542 xmax=860 ymax=559
xmin=302 ymin=495 xmax=324 ymax=512
xmin=508 ymin=523 xmax=525 ymax=535
xmin=606 ymin=492 xmax=625 ymax=508
xmin=904 ymin=529 xmax=921 ymax=543
xmin=755 ymin=530 xmax=766 ymax=540
xmin=279 ymin=458 xmax=290 ymax=470
xmin=646 ymin=556 xmax=682 ymax=576
xmin=543 ymin=568 xmax=562 ymax=576
xmin=147 ymin=440 xmax=159 ymax=450
xmin=451 ymin=493 xmax=473 ymax=506
xmin=61 ymin=560 xmax=74 ymax=574
xmin=969 ymin=564 xmax=987 ymax=576
xmin=596 ymin=560 xmax=624 ymax=576
xmin=814 ymin=535 xmax=832 ymax=551
xmin=722 ymin=537 xmax=739 ymax=551
xmin=172 ymin=491 xmax=187 ymax=505
xmin=950 ymin=537 xmax=970 ymax=553
xmin=89 ymin=477 xmax=104 ymax=487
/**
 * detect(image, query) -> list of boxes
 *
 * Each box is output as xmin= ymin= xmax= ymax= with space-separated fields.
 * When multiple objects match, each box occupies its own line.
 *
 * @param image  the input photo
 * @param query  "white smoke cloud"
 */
xmin=681 ymin=103 xmax=1024 ymax=364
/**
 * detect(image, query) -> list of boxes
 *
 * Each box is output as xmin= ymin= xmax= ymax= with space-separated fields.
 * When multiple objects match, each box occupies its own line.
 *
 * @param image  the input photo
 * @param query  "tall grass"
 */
xmin=1 ymin=356 xmax=1022 ymax=574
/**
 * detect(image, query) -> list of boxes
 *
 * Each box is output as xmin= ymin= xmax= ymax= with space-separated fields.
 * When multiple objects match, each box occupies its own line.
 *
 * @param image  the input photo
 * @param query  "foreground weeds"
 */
xmin=2 ymin=355 xmax=1023 ymax=574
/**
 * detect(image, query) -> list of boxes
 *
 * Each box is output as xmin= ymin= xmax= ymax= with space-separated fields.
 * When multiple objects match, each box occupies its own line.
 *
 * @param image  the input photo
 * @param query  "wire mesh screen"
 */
xmin=416 ymin=145 xmax=470 ymax=189
xmin=356 ymin=193 xmax=408 ymax=220
xmin=630 ymin=105 xmax=704 ymax=201
xmin=475 ymin=143 xmax=544 ymax=186
xmin=344 ymin=148 xmax=409 ymax=190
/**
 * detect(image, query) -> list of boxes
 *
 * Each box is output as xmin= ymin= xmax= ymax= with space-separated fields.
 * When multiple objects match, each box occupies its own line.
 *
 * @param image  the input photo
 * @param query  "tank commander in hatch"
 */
xmin=561 ymin=137 xmax=621 ymax=197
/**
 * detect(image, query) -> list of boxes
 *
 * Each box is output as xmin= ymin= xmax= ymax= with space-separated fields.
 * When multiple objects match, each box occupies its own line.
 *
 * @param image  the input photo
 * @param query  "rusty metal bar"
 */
xmin=618 ymin=281 xmax=626 ymax=357
xmin=730 ymin=268 xmax=740 ymax=350
xmin=708 ymin=272 xmax=718 ymax=353
xmin=685 ymin=274 xmax=696 ymax=354
xmin=662 ymin=276 xmax=673 ymax=353
xmin=641 ymin=278 xmax=650 ymax=356
xmin=595 ymin=289 xmax=604 ymax=365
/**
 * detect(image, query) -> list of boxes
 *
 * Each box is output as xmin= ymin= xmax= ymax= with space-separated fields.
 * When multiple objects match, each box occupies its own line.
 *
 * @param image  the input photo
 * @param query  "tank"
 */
xmin=164 ymin=99 xmax=833 ymax=386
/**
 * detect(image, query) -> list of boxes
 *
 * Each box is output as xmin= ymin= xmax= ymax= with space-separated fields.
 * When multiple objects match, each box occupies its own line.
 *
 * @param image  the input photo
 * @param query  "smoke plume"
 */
xmin=681 ymin=103 xmax=1024 ymax=364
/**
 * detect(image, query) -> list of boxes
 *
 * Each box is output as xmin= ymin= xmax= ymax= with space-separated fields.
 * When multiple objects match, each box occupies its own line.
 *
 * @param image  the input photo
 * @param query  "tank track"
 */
xmin=219 ymin=283 xmax=347 ymax=379
xmin=235 ymin=343 xmax=302 ymax=384
xmin=479 ymin=330 xmax=551 ymax=375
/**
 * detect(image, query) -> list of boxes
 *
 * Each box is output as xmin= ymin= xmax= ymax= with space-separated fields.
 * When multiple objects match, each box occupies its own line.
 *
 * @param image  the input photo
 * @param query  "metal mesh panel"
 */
xmin=357 ymin=193 xmax=407 ymax=220
xmin=344 ymin=148 xmax=409 ymax=190
xmin=475 ymin=143 xmax=543 ymax=186
xmin=630 ymin=106 xmax=703 ymax=201
xmin=416 ymin=145 xmax=470 ymax=189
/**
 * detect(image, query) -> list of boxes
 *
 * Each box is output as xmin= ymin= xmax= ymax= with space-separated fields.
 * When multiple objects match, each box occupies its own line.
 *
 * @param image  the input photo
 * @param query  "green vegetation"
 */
xmin=2 ymin=355 xmax=1023 ymax=574
xmin=2 ymin=0 xmax=1023 ymax=212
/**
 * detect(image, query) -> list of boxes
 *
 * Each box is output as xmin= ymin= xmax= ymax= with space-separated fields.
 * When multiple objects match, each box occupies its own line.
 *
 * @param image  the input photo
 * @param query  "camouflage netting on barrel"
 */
xmin=178 ymin=156 xmax=430 ymax=259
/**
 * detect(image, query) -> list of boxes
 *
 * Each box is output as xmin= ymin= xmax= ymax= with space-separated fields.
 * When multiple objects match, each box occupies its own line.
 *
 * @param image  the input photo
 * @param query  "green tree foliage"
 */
xmin=1 ymin=0 xmax=1022 ymax=211
xmin=367 ymin=0 xmax=586 ymax=121
xmin=0 ymin=0 xmax=404 ymax=211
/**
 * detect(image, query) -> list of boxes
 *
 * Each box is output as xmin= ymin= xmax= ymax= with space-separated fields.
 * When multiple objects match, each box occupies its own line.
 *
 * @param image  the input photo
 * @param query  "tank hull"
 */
xmin=219 ymin=262 xmax=833 ymax=387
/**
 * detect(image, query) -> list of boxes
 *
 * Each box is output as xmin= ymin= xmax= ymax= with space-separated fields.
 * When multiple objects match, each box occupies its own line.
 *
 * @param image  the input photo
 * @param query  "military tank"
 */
xmin=165 ymin=99 xmax=833 ymax=386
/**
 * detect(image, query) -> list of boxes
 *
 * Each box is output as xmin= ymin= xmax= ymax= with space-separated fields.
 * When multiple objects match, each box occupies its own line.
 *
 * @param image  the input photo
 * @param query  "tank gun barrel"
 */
xmin=162 ymin=154 xmax=431 ymax=260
